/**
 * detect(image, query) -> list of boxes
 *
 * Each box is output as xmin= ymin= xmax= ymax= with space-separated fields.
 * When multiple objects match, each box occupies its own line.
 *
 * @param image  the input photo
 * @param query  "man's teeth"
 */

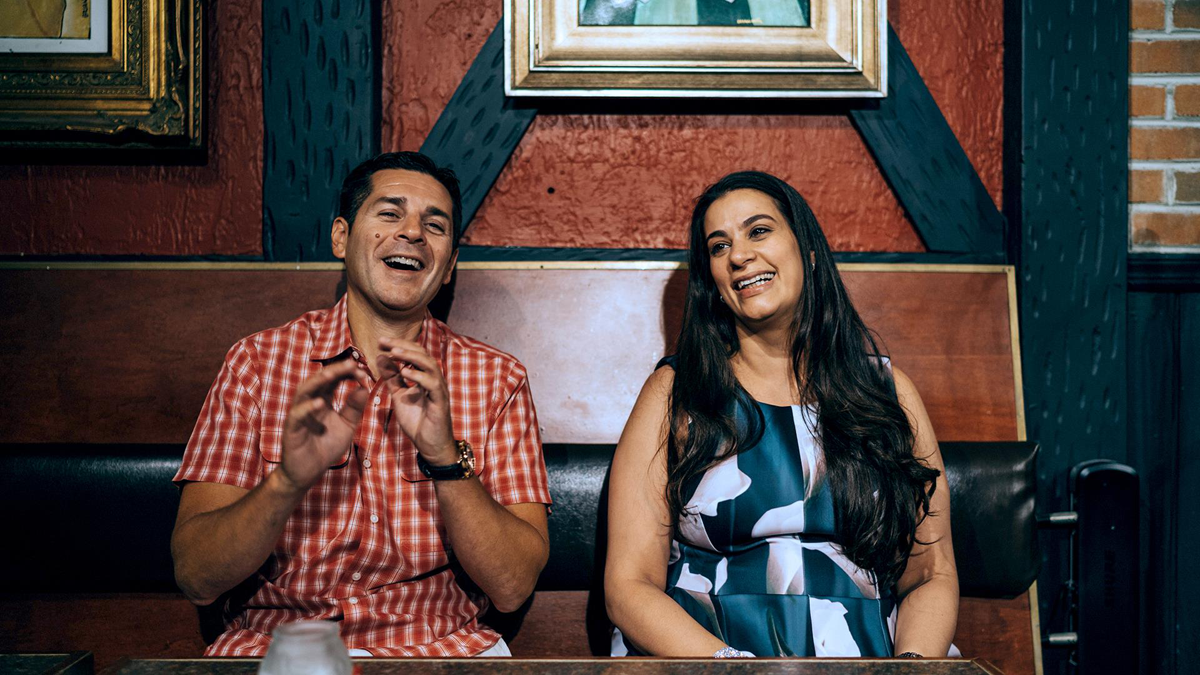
xmin=383 ymin=256 xmax=423 ymax=270
xmin=736 ymin=273 xmax=775 ymax=290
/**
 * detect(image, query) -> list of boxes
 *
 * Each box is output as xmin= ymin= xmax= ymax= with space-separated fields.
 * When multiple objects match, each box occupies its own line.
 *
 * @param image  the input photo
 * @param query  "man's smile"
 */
xmin=382 ymin=255 xmax=424 ymax=271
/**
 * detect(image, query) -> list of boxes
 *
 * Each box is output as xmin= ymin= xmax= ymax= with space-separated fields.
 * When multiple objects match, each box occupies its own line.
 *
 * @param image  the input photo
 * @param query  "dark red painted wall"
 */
xmin=0 ymin=1 xmax=263 ymax=257
xmin=382 ymin=0 xmax=1003 ymax=251
xmin=0 ymin=0 xmax=1002 ymax=256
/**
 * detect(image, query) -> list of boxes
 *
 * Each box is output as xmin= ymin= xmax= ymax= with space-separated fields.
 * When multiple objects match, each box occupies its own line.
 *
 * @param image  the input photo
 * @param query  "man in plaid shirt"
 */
xmin=170 ymin=152 xmax=552 ymax=657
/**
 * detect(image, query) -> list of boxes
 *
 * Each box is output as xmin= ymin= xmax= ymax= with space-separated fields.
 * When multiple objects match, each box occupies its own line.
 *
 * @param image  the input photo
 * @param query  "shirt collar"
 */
xmin=310 ymin=295 xmax=446 ymax=362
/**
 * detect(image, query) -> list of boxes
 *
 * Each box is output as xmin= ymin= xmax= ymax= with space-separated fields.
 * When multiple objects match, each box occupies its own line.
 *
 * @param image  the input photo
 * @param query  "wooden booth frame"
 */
xmin=505 ymin=0 xmax=886 ymax=98
xmin=0 ymin=0 xmax=203 ymax=152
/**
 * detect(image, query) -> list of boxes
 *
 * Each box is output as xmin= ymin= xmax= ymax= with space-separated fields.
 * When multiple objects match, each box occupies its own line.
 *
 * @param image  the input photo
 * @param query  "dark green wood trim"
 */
xmin=849 ymin=27 xmax=1006 ymax=255
xmin=1012 ymin=1 xmax=1129 ymax=671
xmin=262 ymin=0 xmax=381 ymax=261
xmin=419 ymin=25 xmax=538 ymax=241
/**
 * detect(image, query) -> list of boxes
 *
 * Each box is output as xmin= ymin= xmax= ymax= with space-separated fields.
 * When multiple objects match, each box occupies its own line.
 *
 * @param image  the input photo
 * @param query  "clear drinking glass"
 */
xmin=258 ymin=620 xmax=353 ymax=675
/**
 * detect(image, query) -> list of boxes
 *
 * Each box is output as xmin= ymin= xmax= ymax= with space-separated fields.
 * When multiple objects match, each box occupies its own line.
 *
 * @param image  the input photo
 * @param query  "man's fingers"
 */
xmin=287 ymin=396 xmax=328 ymax=435
xmin=396 ymin=364 xmax=444 ymax=403
xmin=378 ymin=339 xmax=440 ymax=374
xmin=295 ymin=359 xmax=361 ymax=402
xmin=340 ymin=385 xmax=370 ymax=422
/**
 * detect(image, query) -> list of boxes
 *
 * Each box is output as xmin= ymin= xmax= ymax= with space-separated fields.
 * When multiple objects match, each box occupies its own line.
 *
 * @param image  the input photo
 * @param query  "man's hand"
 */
xmin=279 ymin=359 xmax=371 ymax=492
xmin=376 ymin=337 xmax=457 ymax=465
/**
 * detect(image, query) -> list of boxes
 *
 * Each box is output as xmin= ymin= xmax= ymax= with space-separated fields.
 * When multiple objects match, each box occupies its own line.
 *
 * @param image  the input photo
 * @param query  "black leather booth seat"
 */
xmin=0 ymin=441 xmax=1038 ymax=599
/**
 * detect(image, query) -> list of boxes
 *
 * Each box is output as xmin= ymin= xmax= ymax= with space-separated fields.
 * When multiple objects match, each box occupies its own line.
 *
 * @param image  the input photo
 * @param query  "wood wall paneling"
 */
xmin=0 ymin=269 xmax=344 ymax=444
xmin=0 ymin=265 xmax=1019 ymax=448
xmin=1176 ymin=294 xmax=1200 ymax=668
xmin=1128 ymin=292 xmax=1179 ymax=675
xmin=0 ymin=594 xmax=207 ymax=672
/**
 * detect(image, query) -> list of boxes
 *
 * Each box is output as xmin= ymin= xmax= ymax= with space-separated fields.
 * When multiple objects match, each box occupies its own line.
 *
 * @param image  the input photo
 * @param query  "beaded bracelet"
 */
xmin=897 ymin=651 xmax=923 ymax=658
xmin=713 ymin=647 xmax=755 ymax=658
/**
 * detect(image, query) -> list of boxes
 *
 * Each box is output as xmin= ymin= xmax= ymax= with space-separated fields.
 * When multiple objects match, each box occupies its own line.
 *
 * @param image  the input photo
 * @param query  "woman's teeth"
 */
xmin=735 ymin=273 xmax=774 ymax=290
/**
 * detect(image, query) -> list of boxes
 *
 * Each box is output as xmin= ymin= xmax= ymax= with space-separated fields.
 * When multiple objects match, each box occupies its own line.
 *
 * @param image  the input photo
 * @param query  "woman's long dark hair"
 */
xmin=666 ymin=171 xmax=939 ymax=593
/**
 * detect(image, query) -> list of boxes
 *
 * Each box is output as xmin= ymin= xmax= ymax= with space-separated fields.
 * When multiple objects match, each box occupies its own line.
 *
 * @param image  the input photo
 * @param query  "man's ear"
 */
xmin=442 ymin=248 xmax=459 ymax=286
xmin=331 ymin=217 xmax=349 ymax=260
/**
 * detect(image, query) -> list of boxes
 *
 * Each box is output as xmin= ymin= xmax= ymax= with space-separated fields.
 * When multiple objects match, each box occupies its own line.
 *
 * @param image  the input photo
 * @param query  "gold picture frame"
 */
xmin=505 ymin=0 xmax=885 ymax=97
xmin=0 ymin=0 xmax=203 ymax=153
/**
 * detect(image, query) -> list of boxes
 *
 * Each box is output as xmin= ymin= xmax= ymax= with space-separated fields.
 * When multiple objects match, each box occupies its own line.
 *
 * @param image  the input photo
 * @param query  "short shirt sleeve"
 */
xmin=478 ymin=361 xmax=552 ymax=507
xmin=173 ymin=340 xmax=266 ymax=490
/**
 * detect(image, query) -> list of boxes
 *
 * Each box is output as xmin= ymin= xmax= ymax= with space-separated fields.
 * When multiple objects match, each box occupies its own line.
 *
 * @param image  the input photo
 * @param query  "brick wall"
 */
xmin=1131 ymin=0 xmax=1200 ymax=249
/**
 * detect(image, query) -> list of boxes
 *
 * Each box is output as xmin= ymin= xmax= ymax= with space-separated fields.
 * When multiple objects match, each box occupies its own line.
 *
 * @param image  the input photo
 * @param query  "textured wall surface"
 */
xmin=381 ymin=0 xmax=1004 ymax=251
xmin=0 ymin=0 xmax=263 ymax=257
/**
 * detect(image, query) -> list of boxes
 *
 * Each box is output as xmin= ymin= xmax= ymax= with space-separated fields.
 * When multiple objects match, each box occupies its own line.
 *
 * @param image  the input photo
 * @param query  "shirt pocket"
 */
xmin=396 ymin=443 xmax=486 ymax=556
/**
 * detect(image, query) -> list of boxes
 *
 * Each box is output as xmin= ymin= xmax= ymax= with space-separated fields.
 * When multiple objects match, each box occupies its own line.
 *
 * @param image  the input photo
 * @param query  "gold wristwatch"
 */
xmin=417 ymin=439 xmax=475 ymax=480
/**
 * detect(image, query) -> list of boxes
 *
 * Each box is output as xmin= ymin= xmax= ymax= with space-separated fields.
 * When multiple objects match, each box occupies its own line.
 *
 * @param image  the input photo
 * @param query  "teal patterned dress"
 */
xmin=613 ymin=366 xmax=897 ymax=657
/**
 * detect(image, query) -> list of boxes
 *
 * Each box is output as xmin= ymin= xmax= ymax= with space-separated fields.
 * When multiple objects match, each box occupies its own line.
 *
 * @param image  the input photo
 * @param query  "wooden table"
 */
xmin=105 ymin=658 xmax=1002 ymax=674
xmin=0 ymin=652 xmax=93 ymax=675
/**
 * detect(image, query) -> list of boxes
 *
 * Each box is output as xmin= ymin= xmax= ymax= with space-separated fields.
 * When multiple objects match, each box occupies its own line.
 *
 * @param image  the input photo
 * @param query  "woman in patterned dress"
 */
xmin=604 ymin=172 xmax=958 ymax=658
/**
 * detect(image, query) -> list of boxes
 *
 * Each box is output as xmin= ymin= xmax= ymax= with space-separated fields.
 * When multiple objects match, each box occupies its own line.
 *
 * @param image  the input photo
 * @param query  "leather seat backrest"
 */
xmin=541 ymin=441 xmax=1040 ymax=598
xmin=0 ymin=441 xmax=1037 ymax=599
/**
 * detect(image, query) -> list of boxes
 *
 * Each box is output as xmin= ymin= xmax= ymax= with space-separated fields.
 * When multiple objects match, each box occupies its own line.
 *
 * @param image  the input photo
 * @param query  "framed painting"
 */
xmin=0 ymin=0 xmax=203 ymax=154
xmin=505 ymin=0 xmax=885 ymax=97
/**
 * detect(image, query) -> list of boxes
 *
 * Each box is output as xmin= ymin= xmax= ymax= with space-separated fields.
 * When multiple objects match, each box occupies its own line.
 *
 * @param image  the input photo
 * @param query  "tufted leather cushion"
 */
xmin=0 ymin=443 xmax=184 ymax=592
xmin=540 ymin=441 xmax=1040 ymax=598
xmin=0 ymin=441 xmax=1036 ymax=599
xmin=940 ymin=441 xmax=1040 ymax=598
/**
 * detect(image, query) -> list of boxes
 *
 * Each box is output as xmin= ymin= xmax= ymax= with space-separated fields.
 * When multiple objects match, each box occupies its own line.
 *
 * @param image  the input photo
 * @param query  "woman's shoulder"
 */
xmin=645 ymin=358 xmax=676 ymax=397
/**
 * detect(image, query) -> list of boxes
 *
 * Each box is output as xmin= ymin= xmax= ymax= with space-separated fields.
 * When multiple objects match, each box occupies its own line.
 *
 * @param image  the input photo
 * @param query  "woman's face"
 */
xmin=703 ymin=188 xmax=807 ymax=330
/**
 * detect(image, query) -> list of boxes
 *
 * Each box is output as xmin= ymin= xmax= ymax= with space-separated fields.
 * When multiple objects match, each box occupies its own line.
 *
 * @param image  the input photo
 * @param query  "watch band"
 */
xmin=417 ymin=440 xmax=475 ymax=480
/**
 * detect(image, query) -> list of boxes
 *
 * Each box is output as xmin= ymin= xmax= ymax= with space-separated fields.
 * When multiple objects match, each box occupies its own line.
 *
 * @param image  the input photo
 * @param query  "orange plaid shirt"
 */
xmin=174 ymin=296 xmax=552 ymax=656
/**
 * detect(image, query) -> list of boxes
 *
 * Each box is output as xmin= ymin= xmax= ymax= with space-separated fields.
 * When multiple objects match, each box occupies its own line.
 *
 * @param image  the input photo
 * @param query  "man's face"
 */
xmin=331 ymin=169 xmax=458 ymax=321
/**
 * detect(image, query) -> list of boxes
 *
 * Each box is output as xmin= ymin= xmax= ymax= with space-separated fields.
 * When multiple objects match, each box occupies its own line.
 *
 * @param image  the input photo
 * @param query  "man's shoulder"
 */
xmin=227 ymin=305 xmax=333 ymax=360
xmin=437 ymin=319 xmax=528 ymax=378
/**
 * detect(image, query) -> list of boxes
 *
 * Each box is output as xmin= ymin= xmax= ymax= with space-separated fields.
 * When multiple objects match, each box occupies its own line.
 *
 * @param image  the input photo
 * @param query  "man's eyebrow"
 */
xmin=372 ymin=196 xmax=407 ymax=209
xmin=423 ymin=206 xmax=452 ymax=221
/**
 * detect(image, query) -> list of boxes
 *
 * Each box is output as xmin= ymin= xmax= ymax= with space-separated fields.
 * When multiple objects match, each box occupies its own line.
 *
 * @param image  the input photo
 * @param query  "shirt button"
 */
xmin=362 ymin=459 xmax=372 ymax=468
xmin=352 ymin=572 xmax=362 ymax=581
xmin=373 ymin=396 xmax=381 ymax=405
xmin=348 ymin=597 xmax=358 ymax=605
xmin=370 ymin=514 xmax=379 ymax=523
xmin=351 ymin=349 xmax=360 ymax=360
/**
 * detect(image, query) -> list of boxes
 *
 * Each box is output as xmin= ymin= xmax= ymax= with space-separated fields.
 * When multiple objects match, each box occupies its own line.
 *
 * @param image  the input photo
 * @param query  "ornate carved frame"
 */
xmin=0 ymin=0 xmax=203 ymax=151
xmin=506 ymin=0 xmax=885 ymax=97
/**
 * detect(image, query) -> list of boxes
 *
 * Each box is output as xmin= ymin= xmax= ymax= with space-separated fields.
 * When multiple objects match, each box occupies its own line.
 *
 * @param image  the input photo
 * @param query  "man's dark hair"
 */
xmin=337 ymin=151 xmax=464 ymax=246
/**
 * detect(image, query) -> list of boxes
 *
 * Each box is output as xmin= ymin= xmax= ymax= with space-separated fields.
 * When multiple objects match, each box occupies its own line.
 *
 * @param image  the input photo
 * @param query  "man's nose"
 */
xmin=393 ymin=214 xmax=423 ymax=242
